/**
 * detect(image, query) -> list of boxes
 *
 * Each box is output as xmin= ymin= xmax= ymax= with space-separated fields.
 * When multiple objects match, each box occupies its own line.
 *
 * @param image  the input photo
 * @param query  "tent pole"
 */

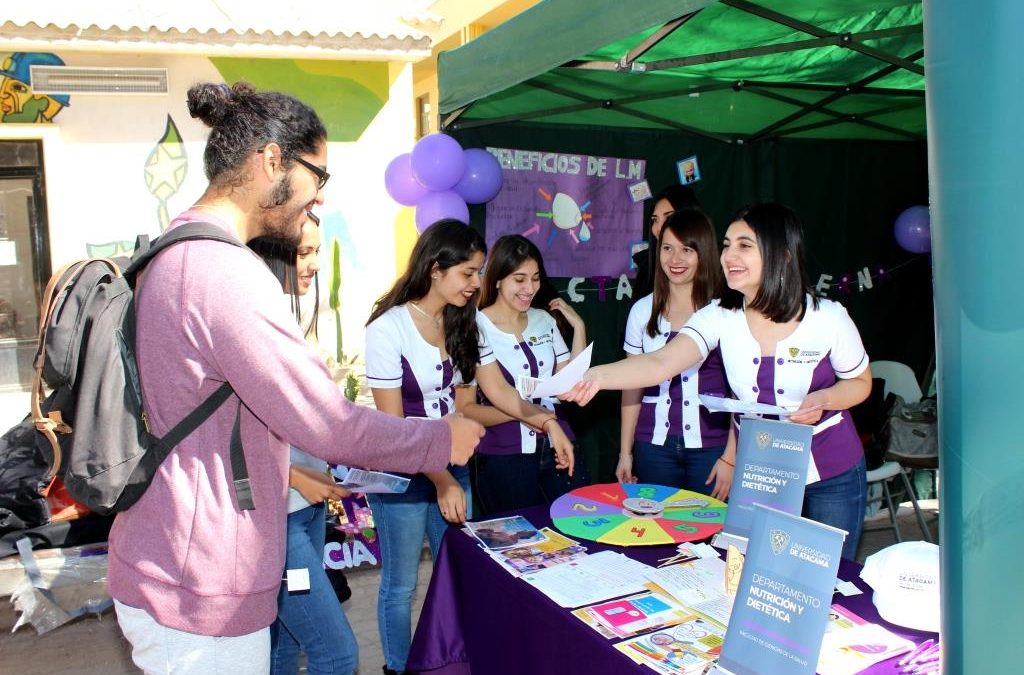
xmin=748 ymin=49 xmax=924 ymax=142
xmin=441 ymin=104 xmax=473 ymax=131
xmin=745 ymin=80 xmax=925 ymax=99
xmin=620 ymin=13 xmax=698 ymax=68
xmin=743 ymin=86 xmax=924 ymax=140
xmin=645 ymin=25 xmax=921 ymax=72
xmin=721 ymin=0 xmax=924 ymax=75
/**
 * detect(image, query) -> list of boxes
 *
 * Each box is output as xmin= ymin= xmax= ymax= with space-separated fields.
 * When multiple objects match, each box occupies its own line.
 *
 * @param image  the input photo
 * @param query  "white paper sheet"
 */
xmin=521 ymin=550 xmax=649 ymax=608
xmin=698 ymin=394 xmax=794 ymax=417
xmin=522 ymin=343 xmax=594 ymax=399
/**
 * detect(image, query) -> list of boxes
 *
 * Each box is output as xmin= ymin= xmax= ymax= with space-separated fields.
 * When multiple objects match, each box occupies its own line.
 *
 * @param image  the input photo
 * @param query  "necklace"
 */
xmin=409 ymin=301 xmax=442 ymax=327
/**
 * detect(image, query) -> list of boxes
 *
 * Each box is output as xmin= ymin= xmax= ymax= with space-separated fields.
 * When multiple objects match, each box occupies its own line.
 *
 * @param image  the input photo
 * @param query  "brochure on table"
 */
xmin=712 ymin=505 xmax=846 ymax=675
xmin=713 ymin=417 xmax=814 ymax=554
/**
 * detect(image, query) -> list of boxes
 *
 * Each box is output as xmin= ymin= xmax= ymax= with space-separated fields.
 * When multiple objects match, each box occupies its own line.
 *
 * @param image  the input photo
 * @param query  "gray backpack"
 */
xmin=31 ymin=223 xmax=254 ymax=515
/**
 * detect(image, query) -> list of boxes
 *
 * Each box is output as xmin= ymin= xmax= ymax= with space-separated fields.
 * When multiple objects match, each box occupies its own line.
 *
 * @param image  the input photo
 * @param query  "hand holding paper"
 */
xmin=519 ymin=343 xmax=594 ymax=398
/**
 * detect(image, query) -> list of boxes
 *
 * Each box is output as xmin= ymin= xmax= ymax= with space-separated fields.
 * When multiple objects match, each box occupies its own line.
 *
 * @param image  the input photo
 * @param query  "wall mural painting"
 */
xmin=145 ymin=115 xmax=189 ymax=232
xmin=0 ymin=52 xmax=69 ymax=123
xmin=86 ymin=115 xmax=188 ymax=257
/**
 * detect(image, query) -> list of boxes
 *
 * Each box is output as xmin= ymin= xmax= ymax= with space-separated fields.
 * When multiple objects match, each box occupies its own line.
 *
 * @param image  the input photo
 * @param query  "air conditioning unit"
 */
xmin=30 ymin=66 xmax=168 ymax=95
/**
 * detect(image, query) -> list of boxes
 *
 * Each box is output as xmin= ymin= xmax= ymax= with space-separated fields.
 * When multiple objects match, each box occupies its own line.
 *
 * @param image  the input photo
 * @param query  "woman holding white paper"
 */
xmin=565 ymin=203 xmax=872 ymax=560
xmin=364 ymin=221 xmax=574 ymax=675
xmin=457 ymin=234 xmax=589 ymax=515
xmin=617 ymin=209 xmax=734 ymax=499
xmin=251 ymin=213 xmax=358 ymax=675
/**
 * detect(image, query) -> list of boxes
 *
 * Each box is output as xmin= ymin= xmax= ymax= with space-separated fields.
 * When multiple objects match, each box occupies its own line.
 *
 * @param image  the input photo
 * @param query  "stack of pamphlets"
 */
xmin=487 ymin=528 xmax=588 ymax=576
xmin=643 ymin=556 xmax=734 ymax=626
xmin=614 ymin=614 xmax=726 ymax=674
xmin=816 ymin=604 xmax=915 ymax=675
xmin=573 ymin=590 xmax=692 ymax=639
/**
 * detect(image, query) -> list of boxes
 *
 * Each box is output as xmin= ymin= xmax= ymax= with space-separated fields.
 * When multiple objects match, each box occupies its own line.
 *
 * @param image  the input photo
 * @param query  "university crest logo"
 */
xmin=770 ymin=529 xmax=790 ymax=555
xmin=756 ymin=431 xmax=771 ymax=448
xmin=789 ymin=347 xmax=800 ymax=358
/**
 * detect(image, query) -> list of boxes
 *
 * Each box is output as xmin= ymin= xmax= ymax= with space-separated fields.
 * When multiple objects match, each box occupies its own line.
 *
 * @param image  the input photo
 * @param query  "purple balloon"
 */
xmin=454 ymin=148 xmax=503 ymax=204
xmin=415 ymin=190 xmax=469 ymax=232
xmin=411 ymin=133 xmax=465 ymax=191
xmin=384 ymin=153 xmax=428 ymax=206
xmin=894 ymin=205 xmax=931 ymax=254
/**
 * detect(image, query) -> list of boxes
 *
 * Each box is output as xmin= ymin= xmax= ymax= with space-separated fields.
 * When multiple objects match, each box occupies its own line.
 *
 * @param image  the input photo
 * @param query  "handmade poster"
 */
xmin=324 ymin=492 xmax=380 ymax=569
xmin=485 ymin=147 xmax=645 ymax=277
xmin=714 ymin=505 xmax=845 ymax=675
xmin=550 ymin=483 xmax=726 ymax=546
xmin=718 ymin=417 xmax=813 ymax=545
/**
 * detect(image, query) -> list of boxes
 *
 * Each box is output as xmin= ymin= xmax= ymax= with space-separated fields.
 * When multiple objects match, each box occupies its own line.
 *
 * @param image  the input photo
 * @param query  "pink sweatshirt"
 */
xmin=107 ymin=213 xmax=451 ymax=636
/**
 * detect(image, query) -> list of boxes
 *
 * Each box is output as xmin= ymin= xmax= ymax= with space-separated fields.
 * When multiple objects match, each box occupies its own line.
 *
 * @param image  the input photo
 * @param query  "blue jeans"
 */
xmin=474 ymin=438 xmax=591 ymax=516
xmin=803 ymin=457 xmax=867 ymax=561
xmin=270 ymin=503 xmax=357 ymax=675
xmin=366 ymin=466 xmax=472 ymax=672
xmin=633 ymin=437 xmax=726 ymax=495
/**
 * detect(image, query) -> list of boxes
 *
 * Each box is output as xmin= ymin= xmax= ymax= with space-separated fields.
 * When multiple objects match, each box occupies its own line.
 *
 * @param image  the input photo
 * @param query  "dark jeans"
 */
xmin=474 ymin=438 xmax=591 ymax=516
xmin=803 ymin=457 xmax=867 ymax=560
xmin=633 ymin=436 xmax=726 ymax=496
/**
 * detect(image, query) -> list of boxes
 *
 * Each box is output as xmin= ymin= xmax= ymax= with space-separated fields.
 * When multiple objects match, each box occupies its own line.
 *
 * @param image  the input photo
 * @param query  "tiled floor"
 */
xmin=0 ymin=506 xmax=938 ymax=674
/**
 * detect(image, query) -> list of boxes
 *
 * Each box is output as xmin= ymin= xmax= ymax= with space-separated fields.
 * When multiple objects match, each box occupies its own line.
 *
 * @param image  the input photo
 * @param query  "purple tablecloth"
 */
xmin=407 ymin=506 xmax=936 ymax=675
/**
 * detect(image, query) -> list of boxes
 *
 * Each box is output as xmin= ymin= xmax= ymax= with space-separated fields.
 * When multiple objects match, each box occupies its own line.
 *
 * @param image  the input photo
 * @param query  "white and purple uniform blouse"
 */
xmin=680 ymin=296 xmax=869 ymax=481
xmin=365 ymin=305 xmax=495 ymax=419
xmin=623 ymin=294 xmax=731 ymax=448
xmin=475 ymin=309 xmax=575 ymax=455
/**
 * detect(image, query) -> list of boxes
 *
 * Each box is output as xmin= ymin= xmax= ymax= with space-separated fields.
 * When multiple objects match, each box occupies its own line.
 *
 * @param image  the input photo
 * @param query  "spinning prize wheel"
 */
xmin=550 ymin=483 xmax=727 ymax=546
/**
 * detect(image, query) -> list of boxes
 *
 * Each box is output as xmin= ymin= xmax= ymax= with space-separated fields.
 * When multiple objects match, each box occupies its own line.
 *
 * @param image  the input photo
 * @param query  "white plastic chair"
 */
xmin=870 ymin=360 xmax=922 ymax=402
xmin=865 ymin=360 xmax=935 ymax=543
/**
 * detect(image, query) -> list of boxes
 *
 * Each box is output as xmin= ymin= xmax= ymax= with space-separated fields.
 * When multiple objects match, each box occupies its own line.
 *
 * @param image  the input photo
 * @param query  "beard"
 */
xmin=258 ymin=173 xmax=305 ymax=246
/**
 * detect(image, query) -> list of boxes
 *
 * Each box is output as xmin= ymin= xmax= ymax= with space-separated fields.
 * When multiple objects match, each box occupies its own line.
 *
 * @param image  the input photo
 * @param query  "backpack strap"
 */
xmin=123 ymin=221 xmax=247 ymax=286
xmin=126 ymin=222 xmax=255 ymax=509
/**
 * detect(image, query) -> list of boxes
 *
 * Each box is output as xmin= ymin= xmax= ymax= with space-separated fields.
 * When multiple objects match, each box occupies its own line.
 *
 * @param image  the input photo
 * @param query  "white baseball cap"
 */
xmin=860 ymin=541 xmax=940 ymax=632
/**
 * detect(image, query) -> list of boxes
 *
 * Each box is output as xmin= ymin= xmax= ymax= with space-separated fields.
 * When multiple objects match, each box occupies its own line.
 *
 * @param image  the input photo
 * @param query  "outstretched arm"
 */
xmin=563 ymin=332 xmax=704 ymax=406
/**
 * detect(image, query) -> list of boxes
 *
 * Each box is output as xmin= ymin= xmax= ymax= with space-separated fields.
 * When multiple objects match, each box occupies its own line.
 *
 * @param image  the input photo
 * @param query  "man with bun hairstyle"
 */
xmin=108 ymin=81 xmax=483 ymax=674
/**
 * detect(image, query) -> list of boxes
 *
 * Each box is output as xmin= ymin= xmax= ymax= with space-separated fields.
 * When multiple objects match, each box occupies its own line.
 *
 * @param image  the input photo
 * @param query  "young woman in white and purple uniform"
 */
xmin=618 ymin=209 xmax=733 ymax=499
xmin=565 ymin=203 xmax=872 ymax=560
xmin=457 ymin=234 xmax=590 ymax=515
xmin=364 ymin=220 xmax=574 ymax=675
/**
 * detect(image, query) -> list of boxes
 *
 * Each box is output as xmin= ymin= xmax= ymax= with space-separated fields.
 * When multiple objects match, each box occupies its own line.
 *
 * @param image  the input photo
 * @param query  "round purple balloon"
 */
xmin=894 ymin=205 xmax=931 ymax=254
xmin=384 ymin=153 xmax=428 ymax=206
xmin=411 ymin=133 xmax=465 ymax=191
xmin=415 ymin=190 xmax=469 ymax=232
xmin=454 ymin=148 xmax=503 ymax=204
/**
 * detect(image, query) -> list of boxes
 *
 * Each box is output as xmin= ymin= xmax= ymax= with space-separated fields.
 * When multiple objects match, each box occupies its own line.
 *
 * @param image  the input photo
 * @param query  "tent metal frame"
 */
xmin=443 ymin=0 xmax=924 ymax=143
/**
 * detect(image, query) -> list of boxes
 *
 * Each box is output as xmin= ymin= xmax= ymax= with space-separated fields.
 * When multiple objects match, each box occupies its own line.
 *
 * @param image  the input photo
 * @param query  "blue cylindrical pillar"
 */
xmin=925 ymin=1 xmax=1024 ymax=672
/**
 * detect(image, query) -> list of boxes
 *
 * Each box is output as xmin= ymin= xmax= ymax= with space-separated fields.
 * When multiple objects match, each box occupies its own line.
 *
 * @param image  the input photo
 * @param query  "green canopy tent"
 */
xmin=437 ymin=0 xmax=932 ymax=481
xmin=440 ymin=0 xmax=925 ymax=141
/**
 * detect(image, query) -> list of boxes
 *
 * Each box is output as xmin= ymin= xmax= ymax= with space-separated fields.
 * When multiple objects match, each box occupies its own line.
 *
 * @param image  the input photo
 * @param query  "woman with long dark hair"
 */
xmin=458 ymin=234 xmax=590 ymax=515
xmin=565 ymin=203 xmax=872 ymax=560
xmin=618 ymin=209 xmax=733 ymax=497
xmin=364 ymin=220 xmax=573 ymax=675
xmin=250 ymin=214 xmax=357 ymax=675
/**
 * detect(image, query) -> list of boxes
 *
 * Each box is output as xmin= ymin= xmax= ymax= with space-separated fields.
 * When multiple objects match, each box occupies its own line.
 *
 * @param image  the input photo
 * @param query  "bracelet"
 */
xmin=541 ymin=417 xmax=558 ymax=433
xmin=717 ymin=456 xmax=735 ymax=468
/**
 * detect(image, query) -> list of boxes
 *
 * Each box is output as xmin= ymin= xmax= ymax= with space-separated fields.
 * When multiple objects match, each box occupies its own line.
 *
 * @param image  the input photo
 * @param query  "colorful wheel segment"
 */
xmin=550 ymin=483 xmax=727 ymax=546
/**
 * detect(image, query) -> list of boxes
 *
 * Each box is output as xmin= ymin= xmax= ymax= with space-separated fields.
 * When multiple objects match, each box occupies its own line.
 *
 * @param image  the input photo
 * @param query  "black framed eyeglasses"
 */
xmin=292 ymin=156 xmax=330 ymax=190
